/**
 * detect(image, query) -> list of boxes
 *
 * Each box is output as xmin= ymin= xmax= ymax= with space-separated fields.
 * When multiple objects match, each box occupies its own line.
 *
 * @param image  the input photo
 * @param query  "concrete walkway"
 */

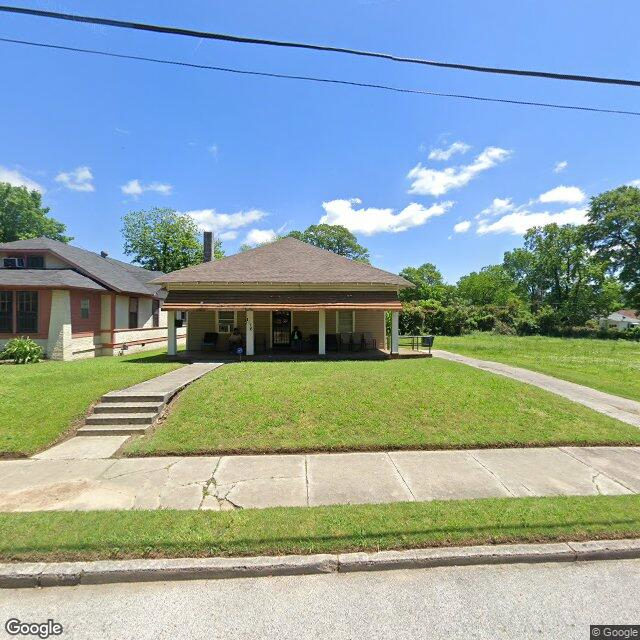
xmin=434 ymin=349 xmax=640 ymax=428
xmin=2 ymin=446 xmax=639 ymax=511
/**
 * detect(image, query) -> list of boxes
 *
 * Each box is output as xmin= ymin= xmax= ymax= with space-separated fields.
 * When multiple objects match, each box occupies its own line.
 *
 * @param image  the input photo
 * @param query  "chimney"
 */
xmin=100 ymin=250 xmax=109 ymax=258
xmin=203 ymin=231 xmax=213 ymax=262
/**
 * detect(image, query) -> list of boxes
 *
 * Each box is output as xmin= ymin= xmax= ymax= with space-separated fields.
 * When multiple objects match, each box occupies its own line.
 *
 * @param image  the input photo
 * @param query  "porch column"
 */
xmin=391 ymin=310 xmax=400 ymax=355
xmin=167 ymin=310 xmax=177 ymax=356
xmin=318 ymin=309 xmax=326 ymax=355
xmin=47 ymin=289 xmax=72 ymax=361
xmin=245 ymin=309 xmax=255 ymax=356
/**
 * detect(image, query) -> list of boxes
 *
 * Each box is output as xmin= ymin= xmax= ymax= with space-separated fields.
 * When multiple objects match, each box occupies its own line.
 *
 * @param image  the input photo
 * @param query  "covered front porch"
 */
xmin=165 ymin=307 xmax=401 ymax=358
xmin=163 ymin=289 xmax=403 ymax=359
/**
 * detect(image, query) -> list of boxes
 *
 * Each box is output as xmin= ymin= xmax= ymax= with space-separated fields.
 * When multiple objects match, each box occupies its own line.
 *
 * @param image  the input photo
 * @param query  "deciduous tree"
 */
xmin=122 ymin=208 xmax=223 ymax=273
xmin=0 ymin=182 xmax=71 ymax=243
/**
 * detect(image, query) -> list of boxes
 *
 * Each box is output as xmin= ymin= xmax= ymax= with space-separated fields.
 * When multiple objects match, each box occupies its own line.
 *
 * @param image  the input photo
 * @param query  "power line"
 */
xmin=1 ymin=4 xmax=639 ymax=88
xmin=2 ymin=37 xmax=638 ymax=117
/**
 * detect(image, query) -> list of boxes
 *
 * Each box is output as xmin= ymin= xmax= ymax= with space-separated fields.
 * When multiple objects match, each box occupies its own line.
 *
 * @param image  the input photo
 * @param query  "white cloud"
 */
xmin=319 ymin=198 xmax=453 ymax=235
xmin=208 ymin=144 xmax=219 ymax=157
xmin=553 ymin=160 xmax=568 ymax=173
xmin=244 ymin=228 xmax=277 ymax=246
xmin=453 ymin=220 xmax=471 ymax=234
xmin=0 ymin=166 xmax=44 ymax=193
xmin=185 ymin=208 xmax=266 ymax=234
xmin=538 ymin=185 xmax=585 ymax=204
xmin=627 ymin=179 xmax=640 ymax=187
xmin=475 ymin=197 xmax=515 ymax=219
xmin=121 ymin=179 xmax=173 ymax=197
xmin=407 ymin=146 xmax=512 ymax=196
xmin=428 ymin=141 xmax=471 ymax=161
xmin=218 ymin=231 xmax=238 ymax=241
xmin=477 ymin=207 xmax=588 ymax=235
xmin=55 ymin=166 xmax=94 ymax=192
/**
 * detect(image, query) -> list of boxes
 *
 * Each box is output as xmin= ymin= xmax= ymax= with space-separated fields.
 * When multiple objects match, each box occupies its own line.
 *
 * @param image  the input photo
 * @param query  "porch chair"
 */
xmin=326 ymin=334 xmax=339 ymax=351
xmin=339 ymin=332 xmax=353 ymax=351
xmin=201 ymin=332 xmax=219 ymax=351
xmin=361 ymin=332 xmax=377 ymax=350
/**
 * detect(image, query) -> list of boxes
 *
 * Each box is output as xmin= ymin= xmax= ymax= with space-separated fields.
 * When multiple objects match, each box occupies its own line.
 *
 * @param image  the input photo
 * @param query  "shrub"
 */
xmin=0 ymin=337 xmax=44 ymax=364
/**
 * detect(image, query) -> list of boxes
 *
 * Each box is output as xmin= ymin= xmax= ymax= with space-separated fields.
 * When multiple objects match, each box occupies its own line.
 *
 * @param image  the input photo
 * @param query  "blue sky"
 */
xmin=1 ymin=0 xmax=639 ymax=282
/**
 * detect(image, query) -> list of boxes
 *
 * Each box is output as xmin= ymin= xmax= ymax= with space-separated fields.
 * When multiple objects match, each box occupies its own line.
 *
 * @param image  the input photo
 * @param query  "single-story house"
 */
xmin=154 ymin=234 xmax=412 ymax=357
xmin=0 ymin=237 xmax=186 ymax=360
xmin=600 ymin=309 xmax=640 ymax=331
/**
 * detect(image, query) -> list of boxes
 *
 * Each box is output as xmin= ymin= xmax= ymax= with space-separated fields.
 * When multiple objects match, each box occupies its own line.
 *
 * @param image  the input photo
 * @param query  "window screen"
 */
xmin=128 ymin=297 xmax=139 ymax=329
xmin=80 ymin=298 xmax=90 ymax=320
xmin=16 ymin=291 xmax=38 ymax=333
xmin=0 ymin=291 xmax=13 ymax=332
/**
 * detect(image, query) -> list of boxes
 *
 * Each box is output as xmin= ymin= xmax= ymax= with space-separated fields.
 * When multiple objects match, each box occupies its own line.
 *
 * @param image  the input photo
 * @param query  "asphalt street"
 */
xmin=1 ymin=559 xmax=638 ymax=639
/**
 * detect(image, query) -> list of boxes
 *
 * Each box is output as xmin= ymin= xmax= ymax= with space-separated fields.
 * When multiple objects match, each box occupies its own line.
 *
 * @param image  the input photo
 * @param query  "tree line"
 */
xmin=1 ymin=181 xmax=638 ymax=338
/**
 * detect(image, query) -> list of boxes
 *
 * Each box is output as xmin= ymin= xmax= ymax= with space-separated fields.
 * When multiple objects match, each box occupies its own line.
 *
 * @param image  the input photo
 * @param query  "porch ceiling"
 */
xmin=162 ymin=290 xmax=402 ymax=311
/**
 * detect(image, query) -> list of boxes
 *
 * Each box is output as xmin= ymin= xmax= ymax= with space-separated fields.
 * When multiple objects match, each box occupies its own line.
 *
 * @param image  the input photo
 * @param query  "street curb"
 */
xmin=1 ymin=539 xmax=640 ymax=588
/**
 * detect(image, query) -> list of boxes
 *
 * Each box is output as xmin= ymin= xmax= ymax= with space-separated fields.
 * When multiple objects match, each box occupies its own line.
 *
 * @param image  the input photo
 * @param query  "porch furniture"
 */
xmin=202 ymin=332 xmax=218 ymax=351
xmin=404 ymin=335 xmax=435 ymax=353
xmin=361 ymin=332 xmax=377 ymax=350
xmin=326 ymin=333 xmax=339 ymax=351
xmin=307 ymin=334 xmax=319 ymax=351
xmin=339 ymin=332 xmax=352 ymax=351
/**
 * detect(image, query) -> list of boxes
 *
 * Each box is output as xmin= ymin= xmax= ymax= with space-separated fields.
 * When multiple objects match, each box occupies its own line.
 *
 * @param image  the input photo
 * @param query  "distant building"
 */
xmin=600 ymin=309 xmax=640 ymax=331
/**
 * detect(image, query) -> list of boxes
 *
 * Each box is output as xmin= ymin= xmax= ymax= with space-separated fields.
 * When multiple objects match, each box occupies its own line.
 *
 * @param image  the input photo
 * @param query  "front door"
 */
xmin=272 ymin=310 xmax=291 ymax=347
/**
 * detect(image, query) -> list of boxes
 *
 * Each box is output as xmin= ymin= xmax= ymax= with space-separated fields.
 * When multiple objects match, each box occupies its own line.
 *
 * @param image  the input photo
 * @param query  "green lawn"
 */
xmin=0 ymin=350 xmax=182 ymax=456
xmin=0 ymin=495 xmax=638 ymax=562
xmin=125 ymin=358 xmax=640 ymax=456
xmin=437 ymin=334 xmax=640 ymax=401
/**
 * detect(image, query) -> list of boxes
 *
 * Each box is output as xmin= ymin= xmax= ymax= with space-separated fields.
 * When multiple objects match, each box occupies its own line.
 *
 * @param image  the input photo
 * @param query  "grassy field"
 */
xmin=0 ymin=495 xmax=638 ymax=562
xmin=125 ymin=358 xmax=640 ymax=456
xmin=437 ymin=334 xmax=640 ymax=401
xmin=0 ymin=350 xmax=182 ymax=456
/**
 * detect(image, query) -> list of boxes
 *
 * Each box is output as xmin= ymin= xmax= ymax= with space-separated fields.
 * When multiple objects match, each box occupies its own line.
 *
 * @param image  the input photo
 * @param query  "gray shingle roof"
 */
xmin=153 ymin=237 xmax=412 ymax=287
xmin=0 ymin=269 xmax=107 ymax=290
xmin=0 ymin=237 xmax=163 ymax=296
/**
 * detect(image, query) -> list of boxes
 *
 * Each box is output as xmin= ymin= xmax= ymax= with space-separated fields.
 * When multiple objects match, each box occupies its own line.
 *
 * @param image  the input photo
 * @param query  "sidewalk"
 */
xmin=0 ymin=446 xmax=638 ymax=512
xmin=434 ymin=350 xmax=640 ymax=427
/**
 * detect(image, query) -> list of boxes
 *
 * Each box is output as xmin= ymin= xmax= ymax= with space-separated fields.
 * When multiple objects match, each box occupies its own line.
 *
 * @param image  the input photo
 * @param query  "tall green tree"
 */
xmin=287 ymin=224 xmax=370 ymax=262
xmin=456 ymin=265 xmax=519 ymax=306
xmin=0 ymin=182 xmax=71 ymax=243
xmin=503 ymin=223 xmax=617 ymax=325
xmin=122 ymin=208 xmax=223 ymax=273
xmin=585 ymin=185 xmax=640 ymax=308
xmin=399 ymin=263 xmax=454 ymax=303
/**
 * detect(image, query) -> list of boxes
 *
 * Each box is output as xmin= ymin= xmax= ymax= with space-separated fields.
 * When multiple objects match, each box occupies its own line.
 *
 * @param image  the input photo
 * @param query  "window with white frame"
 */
xmin=337 ymin=310 xmax=354 ymax=334
xmin=217 ymin=310 xmax=235 ymax=333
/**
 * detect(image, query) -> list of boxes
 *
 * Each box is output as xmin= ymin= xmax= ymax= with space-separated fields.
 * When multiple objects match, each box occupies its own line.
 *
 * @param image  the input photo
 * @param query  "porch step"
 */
xmin=93 ymin=402 xmax=163 ymax=414
xmin=101 ymin=393 xmax=167 ymax=403
xmin=85 ymin=413 xmax=156 ymax=426
xmin=76 ymin=424 xmax=149 ymax=436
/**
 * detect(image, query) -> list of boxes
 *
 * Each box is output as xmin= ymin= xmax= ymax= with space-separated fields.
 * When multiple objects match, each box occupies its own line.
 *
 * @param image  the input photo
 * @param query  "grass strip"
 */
xmin=1 ymin=495 xmax=639 ymax=563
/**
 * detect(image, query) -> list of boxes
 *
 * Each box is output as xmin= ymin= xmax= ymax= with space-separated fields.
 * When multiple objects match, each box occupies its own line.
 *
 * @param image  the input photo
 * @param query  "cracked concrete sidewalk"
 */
xmin=0 ymin=446 xmax=639 ymax=512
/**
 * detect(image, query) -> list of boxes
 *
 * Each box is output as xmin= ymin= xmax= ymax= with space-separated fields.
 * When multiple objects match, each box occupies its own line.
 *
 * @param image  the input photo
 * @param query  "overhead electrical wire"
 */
xmin=1 ymin=37 xmax=638 ymax=117
xmin=1 ymin=4 xmax=640 ymax=88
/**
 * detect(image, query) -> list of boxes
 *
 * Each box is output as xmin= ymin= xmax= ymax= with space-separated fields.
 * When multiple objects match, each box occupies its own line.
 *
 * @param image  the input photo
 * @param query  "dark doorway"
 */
xmin=272 ymin=310 xmax=291 ymax=347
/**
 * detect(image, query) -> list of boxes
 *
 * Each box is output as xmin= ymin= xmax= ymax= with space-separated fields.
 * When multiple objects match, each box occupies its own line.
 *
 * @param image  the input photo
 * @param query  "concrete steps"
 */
xmin=77 ymin=394 xmax=167 ymax=436
xmin=75 ymin=363 xmax=224 ymax=437
xmin=93 ymin=402 xmax=161 ymax=414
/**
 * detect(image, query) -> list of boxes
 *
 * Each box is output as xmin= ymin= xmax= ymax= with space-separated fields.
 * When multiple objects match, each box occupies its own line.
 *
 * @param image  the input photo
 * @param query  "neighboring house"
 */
xmin=600 ymin=309 xmax=640 ymax=331
xmin=154 ymin=234 xmax=412 ymax=357
xmin=0 ymin=237 xmax=186 ymax=360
